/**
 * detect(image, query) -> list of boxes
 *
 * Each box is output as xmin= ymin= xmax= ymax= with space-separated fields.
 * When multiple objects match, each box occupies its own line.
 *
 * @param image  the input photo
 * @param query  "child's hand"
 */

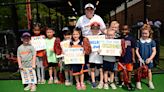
xmin=97 ymin=49 xmax=101 ymax=54
xmin=146 ymin=58 xmax=152 ymax=64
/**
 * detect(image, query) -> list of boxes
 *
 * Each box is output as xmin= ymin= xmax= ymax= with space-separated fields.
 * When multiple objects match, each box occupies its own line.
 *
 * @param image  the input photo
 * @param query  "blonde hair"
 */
xmin=110 ymin=21 xmax=119 ymax=27
xmin=141 ymin=24 xmax=153 ymax=38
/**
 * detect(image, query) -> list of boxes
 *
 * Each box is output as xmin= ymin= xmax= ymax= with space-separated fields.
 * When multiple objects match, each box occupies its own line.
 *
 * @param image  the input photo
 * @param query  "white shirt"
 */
xmin=76 ymin=14 xmax=106 ymax=36
xmin=89 ymin=51 xmax=103 ymax=64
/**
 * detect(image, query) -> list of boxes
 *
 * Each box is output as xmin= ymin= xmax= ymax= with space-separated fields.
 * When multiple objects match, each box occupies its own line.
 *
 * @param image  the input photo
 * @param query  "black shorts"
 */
xmin=103 ymin=61 xmax=115 ymax=72
xmin=48 ymin=63 xmax=58 ymax=67
xmin=90 ymin=63 xmax=102 ymax=69
xmin=71 ymin=64 xmax=88 ymax=74
xmin=85 ymin=55 xmax=89 ymax=64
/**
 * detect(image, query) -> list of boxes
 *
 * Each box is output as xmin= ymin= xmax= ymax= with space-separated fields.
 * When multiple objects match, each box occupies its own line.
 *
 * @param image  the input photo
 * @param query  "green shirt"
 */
xmin=45 ymin=37 xmax=57 ymax=63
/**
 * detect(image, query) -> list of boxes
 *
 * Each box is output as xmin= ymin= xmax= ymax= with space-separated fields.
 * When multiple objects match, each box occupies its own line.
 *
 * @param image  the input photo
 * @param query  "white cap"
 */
xmin=85 ymin=3 xmax=95 ymax=9
xmin=62 ymin=27 xmax=70 ymax=31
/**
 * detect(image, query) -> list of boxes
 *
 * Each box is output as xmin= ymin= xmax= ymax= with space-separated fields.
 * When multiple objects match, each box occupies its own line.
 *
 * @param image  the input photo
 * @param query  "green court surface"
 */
xmin=0 ymin=74 xmax=164 ymax=92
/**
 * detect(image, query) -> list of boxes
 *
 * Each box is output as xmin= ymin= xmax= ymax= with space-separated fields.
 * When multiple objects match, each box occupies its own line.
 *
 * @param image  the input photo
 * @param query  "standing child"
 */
xmin=118 ymin=25 xmax=135 ymax=90
xmin=61 ymin=27 xmax=73 ymax=86
xmin=102 ymin=30 xmax=118 ymax=90
xmin=32 ymin=24 xmax=46 ymax=84
xmin=136 ymin=24 xmax=156 ymax=90
xmin=71 ymin=27 xmax=91 ymax=90
xmin=17 ymin=32 xmax=36 ymax=91
xmin=89 ymin=22 xmax=103 ymax=89
xmin=45 ymin=28 xmax=61 ymax=84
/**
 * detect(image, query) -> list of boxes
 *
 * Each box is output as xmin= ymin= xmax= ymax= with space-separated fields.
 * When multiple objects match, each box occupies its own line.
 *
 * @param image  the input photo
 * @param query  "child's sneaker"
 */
xmin=37 ymin=79 xmax=41 ymax=84
xmin=136 ymin=82 xmax=142 ymax=90
xmin=104 ymin=83 xmax=109 ymax=90
xmin=65 ymin=81 xmax=71 ymax=86
xmin=91 ymin=82 xmax=97 ymax=89
xmin=127 ymin=83 xmax=135 ymax=91
xmin=24 ymin=85 xmax=31 ymax=91
xmin=149 ymin=81 xmax=155 ymax=89
xmin=97 ymin=82 xmax=103 ymax=89
xmin=110 ymin=83 xmax=117 ymax=89
xmin=30 ymin=85 xmax=36 ymax=92
xmin=114 ymin=77 xmax=119 ymax=85
xmin=81 ymin=82 xmax=86 ymax=90
xmin=76 ymin=83 xmax=81 ymax=90
xmin=54 ymin=79 xmax=59 ymax=84
xmin=41 ymin=79 xmax=46 ymax=84
xmin=48 ymin=79 xmax=53 ymax=84
xmin=118 ymin=81 xmax=124 ymax=88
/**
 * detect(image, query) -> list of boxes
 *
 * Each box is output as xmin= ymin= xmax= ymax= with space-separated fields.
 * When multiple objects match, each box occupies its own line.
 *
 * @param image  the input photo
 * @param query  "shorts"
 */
xmin=85 ymin=55 xmax=89 ymax=64
xmin=64 ymin=64 xmax=71 ymax=71
xmin=90 ymin=63 xmax=102 ymax=69
xmin=48 ymin=63 xmax=58 ymax=67
xmin=103 ymin=61 xmax=115 ymax=72
xmin=36 ymin=57 xmax=44 ymax=68
xmin=134 ymin=62 xmax=153 ymax=69
xmin=71 ymin=64 xmax=88 ymax=76
xmin=118 ymin=63 xmax=133 ymax=72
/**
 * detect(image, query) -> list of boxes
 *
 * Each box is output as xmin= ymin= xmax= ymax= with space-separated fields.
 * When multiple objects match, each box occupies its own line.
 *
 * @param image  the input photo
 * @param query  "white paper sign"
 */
xmin=20 ymin=68 xmax=37 ymax=84
xmin=100 ymin=39 xmax=122 ymax=56
xmin=31 ymin=35 xmax=46 ymax=51
xmin=64 ymin=48 xmax=84 ymax=64
xmin=87 ymin=35 xmax=105 ymax=52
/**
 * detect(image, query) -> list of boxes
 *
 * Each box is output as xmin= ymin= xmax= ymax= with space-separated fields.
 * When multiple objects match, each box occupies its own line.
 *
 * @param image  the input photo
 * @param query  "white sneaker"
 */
xmin=110 ymin=83 xmax=117 ymax=89
xmin=97 ymin=82 xmax=103 ymax=89
xmin=30 ymin=85 xmax=36 ymax=92
xmin=149 ymin=81 xmax=155 ymax=89
xmin=104 ymin=83 xmax=109 ymax=90
xmin=65 ymin=81 xmax=71 ymax=86
xmin=24 ymin=85 xmax=30 ymax=91
xmin=136 ymin=82 xmax=142 ymax=90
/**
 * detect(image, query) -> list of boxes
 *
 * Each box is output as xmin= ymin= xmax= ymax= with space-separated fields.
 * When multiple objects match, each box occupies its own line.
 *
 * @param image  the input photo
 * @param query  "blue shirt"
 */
xmin=136 ymin=38 xmax=156 ymax=61
xmin=121 ymin=35 xmax=135 ymax=63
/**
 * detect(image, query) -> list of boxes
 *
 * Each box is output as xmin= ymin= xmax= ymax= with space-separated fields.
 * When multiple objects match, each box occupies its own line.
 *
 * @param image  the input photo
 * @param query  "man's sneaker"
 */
xmin=104 ymin=83 xmax=109 ymax=90
xmin=24 ymin=85 xmax=31 ymax=91
xmin=97 ymin=82 xmax=103 ymax=89
xmin=110 ymin=83 xmax=117 ymax=89
xmin=127 ymin=83 xmax=135 ymax=91
xmin=30 ymin=85 xmax=36 ymax=92
xmin=136 ymin=82 xmax=142 ymax=90
xmin=149 ymin=81 xmax=155 ymax=89
xmin=91 ymin=82 xmax=97 ymax=89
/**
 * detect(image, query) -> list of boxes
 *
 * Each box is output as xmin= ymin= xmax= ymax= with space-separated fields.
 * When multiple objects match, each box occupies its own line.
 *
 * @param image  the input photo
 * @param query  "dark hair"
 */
xmin=72 ymin=27 xmax=83 ymax=41
xmin=63 ymin=30 xmax=71 ymax=36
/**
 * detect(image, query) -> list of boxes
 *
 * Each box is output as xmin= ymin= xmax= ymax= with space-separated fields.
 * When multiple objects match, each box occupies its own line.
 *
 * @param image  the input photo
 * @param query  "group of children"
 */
xmin=17 ymin=21 xmax=156 ymax=91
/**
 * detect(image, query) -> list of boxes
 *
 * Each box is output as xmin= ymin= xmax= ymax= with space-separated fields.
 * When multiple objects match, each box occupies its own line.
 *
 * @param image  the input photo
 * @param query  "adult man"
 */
xmin=76 ymin=3 xmax=106 ymax=36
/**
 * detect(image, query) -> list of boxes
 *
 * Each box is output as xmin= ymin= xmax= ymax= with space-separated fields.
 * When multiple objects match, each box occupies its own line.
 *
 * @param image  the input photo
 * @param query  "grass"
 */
xmin=0 ymin=74 xmax=164 ymax=92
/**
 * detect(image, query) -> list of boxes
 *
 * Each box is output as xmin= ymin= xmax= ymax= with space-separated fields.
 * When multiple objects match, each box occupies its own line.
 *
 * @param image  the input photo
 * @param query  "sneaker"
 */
xmin=81 ymin=83 xmax=86 ymax=90
xmin=40 ymin=79 xmax=46 ymax=84
xmin=91 ymin=82 xmax=97 ymax=89
xmin=127 ymin=83 xmax=135 ymax=91
xmin=118 ymin=81 xmax=124 ymax=88
xmin=37 ymin=79 xmax=41 ymax=84
xmin=76 ymin=83 xmax=81 ymax=90
xmin=136 ymin=82 xmax=142 ymax=90
xmin=30 ymin=85 xmax=36 ymax=92
xmin=110 ymin=83 xmax=117 ymax=89
xmin=65 ymin=80 xmax=71 ymax=86
xmin=149 ymin=81 xmax=155 ymax=89
xmin=48 ymin=79 xmax=53 ymax=84
xmin=54 ymin=79 xmax=59 ymax=84
xmin=24 ymin=85 xmax=30 ymax=91
xmin=104 ymin=83 xmax=109 ymax=90
xmin=97 ymin=82 xmax=103 ymax=89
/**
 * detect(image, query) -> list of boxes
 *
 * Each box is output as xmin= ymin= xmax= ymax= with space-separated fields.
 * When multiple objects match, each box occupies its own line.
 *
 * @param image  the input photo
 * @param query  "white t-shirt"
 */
xmin=76 ymin=14 xmax=106 ymax=36
xmin=89 ymin=51 xmax=103 ymax=64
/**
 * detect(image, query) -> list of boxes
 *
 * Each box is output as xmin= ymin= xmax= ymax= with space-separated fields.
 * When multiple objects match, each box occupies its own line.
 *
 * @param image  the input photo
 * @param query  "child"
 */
xmin=32 ymin=24 xmax=46 ymax=84
xmin=136 ymin=24 xmax=156 ymax=89
xmin=61 ymin=27 xmax=73 ymax=86
xmin=118 ymin=25 xmax=135 ymax=90
xmin=71 ymin=27 xmax=91 ymax=90
xmin=102 ymin=30 xmax=118 ymax=90
xmin=17 ymin=32 xmax=36 ymax=91
xmin=89 ymin=22 xmax=103 ymax=89
xmin=45 ymin=28 xmax=61 ymax=84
